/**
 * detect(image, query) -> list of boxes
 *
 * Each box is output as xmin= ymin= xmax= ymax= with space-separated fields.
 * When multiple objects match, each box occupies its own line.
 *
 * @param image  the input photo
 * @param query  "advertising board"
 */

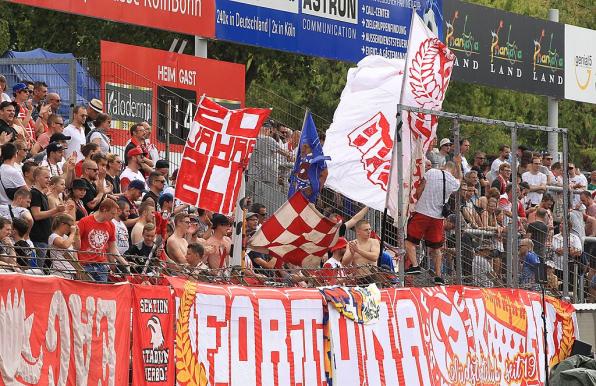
xmin=443 ymin=0 xmax=565 ymax=98
xmin=564 ymin=24 xmax=596 ymax=104
xmin=100 ymin=40 xmax=245 ymax=149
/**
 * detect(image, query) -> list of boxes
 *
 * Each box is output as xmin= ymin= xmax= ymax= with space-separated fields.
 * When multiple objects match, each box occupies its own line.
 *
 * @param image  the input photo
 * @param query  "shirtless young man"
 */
xmin=205 ymin=214 xmax=232 ymax=271
xmin=166 ymin=213 xmax=191 ymax=264
xmin=342 ymin=220 xmax=380 ymax=266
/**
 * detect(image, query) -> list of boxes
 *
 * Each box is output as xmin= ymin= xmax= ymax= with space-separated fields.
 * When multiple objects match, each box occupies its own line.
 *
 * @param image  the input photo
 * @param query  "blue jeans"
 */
xmin=84 ymin=263 xmax=109 ymax=282
xmin=32 ymin=242 xmax=48 ymax=269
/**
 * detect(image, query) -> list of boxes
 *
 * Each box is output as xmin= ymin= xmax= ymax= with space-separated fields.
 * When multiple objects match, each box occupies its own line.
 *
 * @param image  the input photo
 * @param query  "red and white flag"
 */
xmin=175 ymin=97 xmax=271 ymax=214
xmin=248 ymin=192 xmax=341 ymax=267
xmin=387 ymin=12 xmax=455 ymax=224
xmin=323 ymin=56 xmax=406 ymax=211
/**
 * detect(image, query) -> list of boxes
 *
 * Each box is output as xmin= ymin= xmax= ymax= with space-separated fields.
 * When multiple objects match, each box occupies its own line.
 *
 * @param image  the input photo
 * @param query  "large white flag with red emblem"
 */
xmin=387 ymin=12 xmax=455 ymax=224
xmin=175 ymin=97 xmax=271 ymax=214
xmin=323 ymin=56 xmax=406 ymax=211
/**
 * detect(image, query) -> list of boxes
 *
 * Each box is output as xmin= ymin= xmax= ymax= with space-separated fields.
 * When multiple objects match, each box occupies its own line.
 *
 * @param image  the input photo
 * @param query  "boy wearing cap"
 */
xmin=205 ymin=214 xmax=232 ymax=271
xmin=321 ymin=237 xmax=347 ymax=285
xmin=427 ymin=138 xmax=452 ymax=169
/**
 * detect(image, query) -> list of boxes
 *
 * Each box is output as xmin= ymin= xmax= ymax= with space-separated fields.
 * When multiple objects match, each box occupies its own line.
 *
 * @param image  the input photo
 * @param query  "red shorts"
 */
xmin=406 ymin=212 xmax=445 ymax=248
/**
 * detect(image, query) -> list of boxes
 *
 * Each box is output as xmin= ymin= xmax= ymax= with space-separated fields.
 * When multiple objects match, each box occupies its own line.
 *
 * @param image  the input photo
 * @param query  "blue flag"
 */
xmin=288 ymin=112 xmax=330 ymax=203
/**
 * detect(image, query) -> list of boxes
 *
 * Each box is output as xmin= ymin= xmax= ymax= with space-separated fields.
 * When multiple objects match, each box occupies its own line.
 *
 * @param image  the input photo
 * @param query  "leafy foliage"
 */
xmin=0 ymin=0 xmax=593 ymax=167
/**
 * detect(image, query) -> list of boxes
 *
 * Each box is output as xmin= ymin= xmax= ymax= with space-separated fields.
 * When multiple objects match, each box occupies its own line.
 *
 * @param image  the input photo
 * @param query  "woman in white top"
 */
xmin=130 ymin=199 xmax=155 ymax=245
xmin=89 ymin=113 xmax=111 ymax=154
xmin=49 ymin=213 xmax=78 ymax=279
xmin=0 ymin=75 xmax=11 ymax=102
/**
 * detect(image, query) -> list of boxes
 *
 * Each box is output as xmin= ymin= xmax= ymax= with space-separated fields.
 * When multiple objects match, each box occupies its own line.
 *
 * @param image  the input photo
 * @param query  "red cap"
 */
xmin=127 ymin=146 xmax=144 ymax=158
xmin=330 ymin=237 xmax=348 ymax=252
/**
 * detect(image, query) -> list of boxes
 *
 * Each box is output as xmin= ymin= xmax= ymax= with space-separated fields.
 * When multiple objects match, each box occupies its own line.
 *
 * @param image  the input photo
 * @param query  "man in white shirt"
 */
xmin=551 ymin=223 xmax=583 ymax=272
xmin=569 ymin=163 xmax=587 ymax=206
xmin=63 ymin=106 xmax=87 ymax=161
xmin=0 ymin=187 xmax=33 ymax=228
xmin=522 ymin=156 xmax=547 ymax=206
xmin=120 ymin=147 xmax=148 ymax=192
xmin=489 ymin=145 xmax=511 ymax=182
xmin=405 ymin=158 xmax=462 ymax=285
xmin=40 ymin=142 xmax=66 ymax=177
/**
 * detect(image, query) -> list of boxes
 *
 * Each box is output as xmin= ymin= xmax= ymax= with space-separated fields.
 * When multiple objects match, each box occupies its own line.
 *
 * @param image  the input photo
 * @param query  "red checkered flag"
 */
xmin=175 ymin=97 xmax=271 ymax=214
xmin=248 ymin=192 xmax=341 ymax=267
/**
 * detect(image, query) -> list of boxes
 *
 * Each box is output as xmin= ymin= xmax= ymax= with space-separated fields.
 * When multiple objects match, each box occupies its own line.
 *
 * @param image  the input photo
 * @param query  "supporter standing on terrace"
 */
xmin=84 ymin=99 xmax=102 ymax=136
xmin=427 ymin=138 xmax=451 ymax=169
xmin=588 ymin=170 xmax=596 ymax=191
xmin=0 ymin=76 xmax=10 ymax=102
xmin=30 ymin=167 xmax=66 ymax=265
xmin=12 ymin=83 xmax=34 ymax=144
xmin=142 ymin=122 xmax=160 ymax=162
xmin=205 ymin=214 xmax=232 ymax=271
xmin=124 ymin=123 xmax=154 ymax=174
xmin=522 ymin=156 xmax=547 ymax=207
xmin=118 ymin=179 xmax=145 ymax=230
xmin=75 ymin=198 xmax=128 ymax=282
xmin=88 ymin=113 xmax=112 ymax=154
xmin=142 ymin=171 xmax=165 ymax=210
xmin=404 ymin=159 xmax=462 ymax=285
xmin=63 ymin=105 xmax=87 ymax=161
xmin=491 ymin=163 xmax=512 ymax=195
xmin=120 ymin=147 xmax=147 ymax=192
xmin=113 ymin=200 xmax=130 ymax=255
xmin=30 ymin=81 xmax=48 ymax=122
xmin=166 ymin=213 xmax=191 ymax=264
xmin=48 ymin=214 xmax=78 ymax=279
xmin=342 ymin=220 xmax=380 ymax=266
xmin=32 ymin=114 xmax=67 ymax=155
xmin=105 ymin=153 xmax=123 ymax=195
xmin=0 ymin=143 xmax=27 ymax=205
xmin=0 ymin=101 xmax=19 ymax=141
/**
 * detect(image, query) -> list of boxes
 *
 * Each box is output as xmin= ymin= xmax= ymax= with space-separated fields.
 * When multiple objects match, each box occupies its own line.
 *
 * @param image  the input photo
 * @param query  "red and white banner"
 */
xmin=323 ymin=56 xmax=405 ymax=211
xmin=0 ymin=274 xmax=132 ymax=385
xmin=9 ymin=0 xmax=215 ymax=38
xmin=388 ymin=13 xmax=456 ymax=223
xmin=169 ymin=278 xmax=328 ymax=386
xmin=170 ymin=279 xmax=576 ymax=386
xmin=248 ymin=192 xmax=341 ymax=267
xmin=132 ymin=285 xmax=175 ymax=385
xmin=175 ymin=97 xmax=271 ymax=214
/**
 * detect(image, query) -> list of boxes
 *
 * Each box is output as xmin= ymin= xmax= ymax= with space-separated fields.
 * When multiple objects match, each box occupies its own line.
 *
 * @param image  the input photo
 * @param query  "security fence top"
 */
xmin=0 ymin=58 xmax=79 ymax=65
xmin=397 ymin=105 xmax=568 ymax=134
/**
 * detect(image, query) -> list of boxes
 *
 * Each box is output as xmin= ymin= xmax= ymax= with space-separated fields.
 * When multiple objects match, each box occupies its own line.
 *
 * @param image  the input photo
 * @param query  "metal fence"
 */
xmin=2 ymin=57 xmax=594 ymax=303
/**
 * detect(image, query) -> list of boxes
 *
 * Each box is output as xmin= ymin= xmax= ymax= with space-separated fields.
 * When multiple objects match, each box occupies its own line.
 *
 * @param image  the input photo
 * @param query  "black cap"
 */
xmin=0 ymin=101 xmax=17 ymax=110
xmin=71 ymin=179 xmax=88 ymax=190
xmin=50 ymin=133 xmax=71 ymax=142
xmin=128 ymin=179 xmax=147 ymax=191
xmin=46 ymin=142 xmax=65 ymax=154
xmin=211 ymin=213 xmax=231 ymax=228
xmin=155 ymin=160 xmax=169 ymax=169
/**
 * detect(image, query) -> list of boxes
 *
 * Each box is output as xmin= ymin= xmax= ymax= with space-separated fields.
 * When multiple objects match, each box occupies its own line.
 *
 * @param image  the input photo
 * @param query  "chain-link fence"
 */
xmin=2 ymin=56 xmax=594 ymax=303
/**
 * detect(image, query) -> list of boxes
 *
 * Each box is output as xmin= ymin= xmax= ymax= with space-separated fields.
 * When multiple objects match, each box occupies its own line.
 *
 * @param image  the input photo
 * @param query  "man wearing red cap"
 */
xmin=120 ymin=147 xmax=147 ymax=192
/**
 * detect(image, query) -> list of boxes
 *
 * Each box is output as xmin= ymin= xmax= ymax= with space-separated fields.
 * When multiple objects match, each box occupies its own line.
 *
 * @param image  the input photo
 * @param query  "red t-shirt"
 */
xmin=77 ymin=214 xmax=116 ymax=263
xmin=75 ymin=160 xmax=83 ymax=178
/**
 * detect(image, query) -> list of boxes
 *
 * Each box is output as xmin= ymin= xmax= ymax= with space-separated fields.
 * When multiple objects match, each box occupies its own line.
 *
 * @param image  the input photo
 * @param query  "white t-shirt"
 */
xmin=1 ymin=93 xmax=10 ymax=102
xmin=415 ymin=168 xmax=460 ymax=219
xmin=522 ymin=171 xmax=547 ymax=205
xmin=571 ymin=174 xmax=588 ymax=206
xmin=0 ymin=164 xmax=27 ymax=205
xmin=120 ymin=167 xmax=147 ymax=190
xmin=0 ymin=204 xmax=30 ymax=222
xmin=491 ymin=158 xmax=506 ymax=174
xmin=472 ymin=255 xmax=494 ymax=288
xmin=551 ymin=233 xmax=583 ymax=271
xmin=63 ymin=124 xmax=86 ymax=161
xmin=48 ymin=233 xmax=76 ymax=278
xmin=90 ymin=131 xmax=110 ymax=154
xmin=112 ymin=219 xmax=129 ymax=255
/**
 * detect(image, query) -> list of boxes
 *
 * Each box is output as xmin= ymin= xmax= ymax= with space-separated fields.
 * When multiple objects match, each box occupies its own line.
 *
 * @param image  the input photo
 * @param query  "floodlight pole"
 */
xmin=561 ymin=132 xmax=570 ymax=299
xmin=510 ymin=125 xmax=519 ymax=288
xmin=547 ymin=9 xmax=559 ymax=161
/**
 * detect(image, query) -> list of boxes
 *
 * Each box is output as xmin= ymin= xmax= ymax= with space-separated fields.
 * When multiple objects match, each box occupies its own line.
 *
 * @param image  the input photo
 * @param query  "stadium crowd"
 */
xmin=0 ymin=77 xmax=595 ymax=300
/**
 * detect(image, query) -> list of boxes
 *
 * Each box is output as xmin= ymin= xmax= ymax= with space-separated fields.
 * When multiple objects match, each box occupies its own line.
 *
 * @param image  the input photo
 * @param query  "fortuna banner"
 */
xmin=0 ymin=273 xmax=132 ymax=385
xmin=388 ymin=12 xmax=455 ymax=224
xmin=132 ymin=285 xmax=175 ymax=385
xmin=168 ymin=278 xmax=577 ymax=386
xmin=323 ymin=56 xmax=406 ymax=211
xmin=175 ymin=97 xmax=271 ymax=215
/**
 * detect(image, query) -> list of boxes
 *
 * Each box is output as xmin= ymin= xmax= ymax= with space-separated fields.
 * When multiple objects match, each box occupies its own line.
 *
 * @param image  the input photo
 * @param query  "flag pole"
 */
xmin=379 ymin=7 xmax=417 ymax=286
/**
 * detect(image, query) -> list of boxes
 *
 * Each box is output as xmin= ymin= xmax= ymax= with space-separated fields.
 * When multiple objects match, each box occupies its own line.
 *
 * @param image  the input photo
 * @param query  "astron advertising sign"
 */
xmin=100 ymin=40 xmax=245 ymax=149
xmin=564 ymin=24 xmax=596 ymax=104
xmin=443 ymin=0 xmax=565 ymax=98
xmin=8 ymin=0 xmax=215 ymax=37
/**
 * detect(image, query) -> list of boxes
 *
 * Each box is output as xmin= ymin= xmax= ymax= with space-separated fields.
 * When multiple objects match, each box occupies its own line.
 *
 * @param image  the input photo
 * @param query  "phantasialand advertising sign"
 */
xmin=443 ymin=0 xmax=565 ymax=98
